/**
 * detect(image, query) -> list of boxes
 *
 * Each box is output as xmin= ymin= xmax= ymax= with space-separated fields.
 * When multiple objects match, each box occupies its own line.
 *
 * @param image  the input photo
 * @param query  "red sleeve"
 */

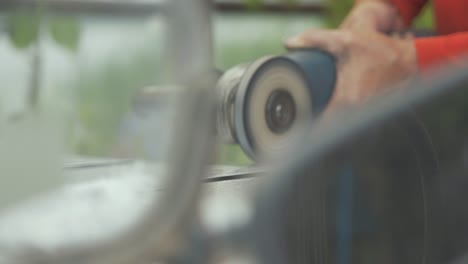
xmin=415 ymin=33 xmax=468 ymax=70
xmin=390 ymin=0 xmax=428 ymax=26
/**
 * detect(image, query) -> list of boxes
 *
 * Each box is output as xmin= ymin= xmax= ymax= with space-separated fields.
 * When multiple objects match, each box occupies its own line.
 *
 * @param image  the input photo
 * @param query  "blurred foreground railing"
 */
xmin=0 ymin=0 xmax=217 ymax=263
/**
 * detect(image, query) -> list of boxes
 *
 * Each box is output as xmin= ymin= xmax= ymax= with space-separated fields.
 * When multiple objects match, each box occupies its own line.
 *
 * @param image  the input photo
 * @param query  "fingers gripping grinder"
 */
xmin=216 ymin=50 xmax=337 ymax=160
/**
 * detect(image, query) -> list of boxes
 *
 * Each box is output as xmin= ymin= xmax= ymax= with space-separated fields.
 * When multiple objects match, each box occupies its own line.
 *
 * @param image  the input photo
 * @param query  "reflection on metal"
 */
xmin=64 ymin=157 xmax=135 ymax=170
xmin=0 ymin=161 xmax=161 ymax=262
xmin=0 ymin=159 xmax=261 ymax=263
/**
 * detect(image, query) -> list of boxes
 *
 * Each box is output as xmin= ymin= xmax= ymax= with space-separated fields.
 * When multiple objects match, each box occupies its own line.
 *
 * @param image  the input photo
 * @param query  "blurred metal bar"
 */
xmin=216 ymin=2 xmax=326 ymax=14
xmin=0 ymin=0 xmax=163 ymax=15
xmin=165 ymin=0 xmax=214 ymax=81
xmin=0 ymin=0 xmax=326 ymax=15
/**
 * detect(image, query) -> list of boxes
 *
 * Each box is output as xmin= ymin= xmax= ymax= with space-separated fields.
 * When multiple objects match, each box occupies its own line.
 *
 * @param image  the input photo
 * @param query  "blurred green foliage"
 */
xmin=325 ymin=0 xmax=354 ymax=28
xmin=7 ymin=11 xmax=81 ymax=51
xmin=414 ymin=5 xmax=434 ymax=30
xmin=245 ymin=0 xmax=263 ymax=10
xmin=325 ymin=0 xmax=434 ymax=30
xmin=7 ymin=12 xmax=40 ymax=49
xmin=245 ymin=0 xmax=298 ymax=10
xmin=50 ymin=16 xmax=81 ymax=52
xmin=74 ymin=47 xmax=161 ymax=156
xmin=7 ymin=9 xmax=81 ymax=112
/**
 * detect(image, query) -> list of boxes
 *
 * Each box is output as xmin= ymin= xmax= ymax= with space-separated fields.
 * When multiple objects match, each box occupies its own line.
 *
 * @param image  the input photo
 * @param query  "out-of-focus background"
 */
xmin=0 ymin=0 xmax=434 ymax=166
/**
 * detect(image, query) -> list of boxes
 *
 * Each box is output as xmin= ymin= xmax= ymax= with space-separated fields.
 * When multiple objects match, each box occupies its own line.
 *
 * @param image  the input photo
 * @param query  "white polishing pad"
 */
xmin=234 ymin=57 xmax=313 ymax=159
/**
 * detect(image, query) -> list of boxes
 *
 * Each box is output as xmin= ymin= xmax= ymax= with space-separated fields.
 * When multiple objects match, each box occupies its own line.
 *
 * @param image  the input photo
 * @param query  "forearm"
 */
xmin=416 ymin=33 xmax=468 ymax=70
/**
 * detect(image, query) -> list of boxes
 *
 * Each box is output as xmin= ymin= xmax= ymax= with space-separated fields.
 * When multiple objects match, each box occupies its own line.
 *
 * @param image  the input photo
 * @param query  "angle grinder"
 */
xmin=215 ymin=49 xmax=337 ymax=160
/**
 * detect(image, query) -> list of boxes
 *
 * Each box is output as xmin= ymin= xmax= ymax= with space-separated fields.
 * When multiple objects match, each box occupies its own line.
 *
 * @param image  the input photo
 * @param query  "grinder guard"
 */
xmin=217 ymin=49 xmax=336 ymax=160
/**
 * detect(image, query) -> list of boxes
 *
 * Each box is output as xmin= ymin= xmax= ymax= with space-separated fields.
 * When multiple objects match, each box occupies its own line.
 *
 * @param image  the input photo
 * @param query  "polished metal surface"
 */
xmin=0 ymin=158 xmax=261 ymax=263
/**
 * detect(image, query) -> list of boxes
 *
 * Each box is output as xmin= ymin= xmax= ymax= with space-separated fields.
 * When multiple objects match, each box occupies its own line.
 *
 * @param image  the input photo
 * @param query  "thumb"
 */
xmin=286 ymin=29 xmax=350 ymax=55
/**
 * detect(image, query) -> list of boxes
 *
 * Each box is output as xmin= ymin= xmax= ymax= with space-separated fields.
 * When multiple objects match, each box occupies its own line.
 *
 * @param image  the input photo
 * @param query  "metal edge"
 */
xmin=234 ymin=56 xmax=277 ymax=160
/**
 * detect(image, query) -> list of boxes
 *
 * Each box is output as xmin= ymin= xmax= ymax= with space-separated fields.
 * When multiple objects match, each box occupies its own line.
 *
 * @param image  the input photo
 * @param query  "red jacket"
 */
xmin=391 ymin=0 xmax=468 ymax=69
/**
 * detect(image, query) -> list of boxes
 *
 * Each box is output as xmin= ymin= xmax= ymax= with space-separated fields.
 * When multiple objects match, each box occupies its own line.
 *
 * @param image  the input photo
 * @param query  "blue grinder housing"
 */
xmin=286 ymin=49 xmax=337 ymax=113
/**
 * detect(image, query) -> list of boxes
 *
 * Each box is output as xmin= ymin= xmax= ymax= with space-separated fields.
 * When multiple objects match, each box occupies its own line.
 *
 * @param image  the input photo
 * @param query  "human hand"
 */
xmin=340 ymin=1 xmax=404 ymax=33
xmin=286 ymin=29 xmax=418 ymax=109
